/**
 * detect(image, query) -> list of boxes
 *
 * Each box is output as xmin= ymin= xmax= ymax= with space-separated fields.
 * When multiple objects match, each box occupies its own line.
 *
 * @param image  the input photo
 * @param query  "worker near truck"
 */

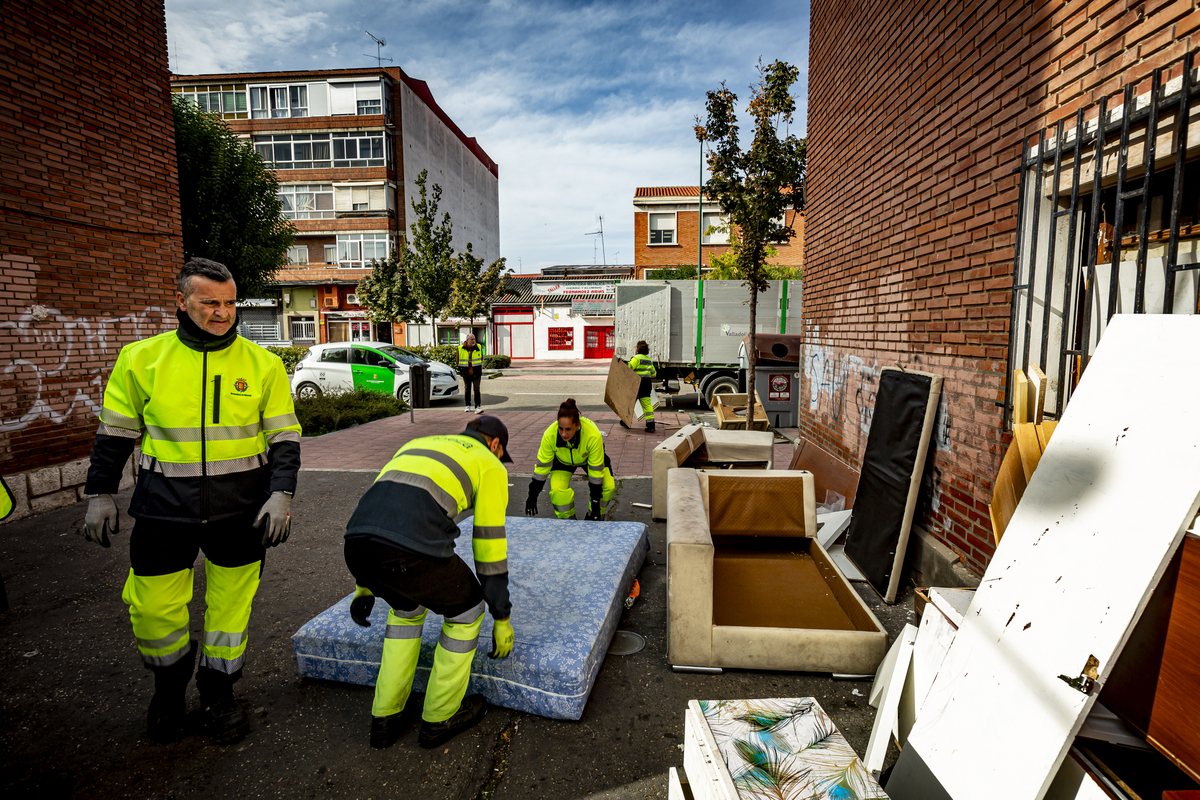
xmin=81 ymin=258 xmax=302 ymax=745
xmin=525 ymin=398 xmax=615 ymax=521
xmin=343 ymin=416 xmax=514 ymax=749
xmin=458 ymin=333 xmax=483 ymax=414
xmin=625 ymin=340 xmax=657 ymax=433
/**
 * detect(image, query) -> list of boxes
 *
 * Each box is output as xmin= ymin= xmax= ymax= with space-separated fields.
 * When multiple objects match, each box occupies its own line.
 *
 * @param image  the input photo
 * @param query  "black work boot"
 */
xmin=645 ymin=420 xmax=656 ymax=433
xmin=196 ymin=665 xmax=250 ymax=745
xmin=619 ymin=420 xmax=629 ymax=429
xmin=418 ymin=694 xmax=487 ymax=749
xmin=147 ymin=639 xmax=198 ymax=743
xmin=370 ymin=691 xmax=425 ymax=749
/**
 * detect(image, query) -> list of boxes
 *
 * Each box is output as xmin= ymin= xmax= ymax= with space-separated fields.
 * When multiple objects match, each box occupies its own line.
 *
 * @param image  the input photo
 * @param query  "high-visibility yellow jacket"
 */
xmin=532 ymin=417 xmax=608 ymax=488
xmin=84 ymin=323 xmax=301 ymax=522
xmin=458 ymin=344 xmax=482 ymax=372
xmin=345 ymin=431 xmax=511 ymax=616
xmin=628 ymin=353 xmax=656 ymax=396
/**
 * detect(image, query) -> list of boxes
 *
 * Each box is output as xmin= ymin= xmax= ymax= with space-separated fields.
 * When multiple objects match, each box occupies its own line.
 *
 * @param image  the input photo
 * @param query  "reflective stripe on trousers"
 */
xmin=373 ymin=607 xmax=428 ymax=718
xmin=198 ymin=559 xmax=261 ymax=674
xmin=548 ymin=468 xmax=614 ymax=519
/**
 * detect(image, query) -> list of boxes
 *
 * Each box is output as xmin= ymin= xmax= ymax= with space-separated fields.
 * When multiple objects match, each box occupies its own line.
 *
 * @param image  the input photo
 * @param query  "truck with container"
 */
xmin=613 ymin=279 xmax=802 ymax=408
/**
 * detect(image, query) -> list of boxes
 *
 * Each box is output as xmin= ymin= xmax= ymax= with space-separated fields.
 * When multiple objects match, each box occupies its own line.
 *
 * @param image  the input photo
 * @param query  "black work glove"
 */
xmin=525 ymin=478 xmax=544 ymax=517
xmin=585 ymin=500 xmax=603 ymax=521
xmin=350 ymin=585 xmax=375 ymax=626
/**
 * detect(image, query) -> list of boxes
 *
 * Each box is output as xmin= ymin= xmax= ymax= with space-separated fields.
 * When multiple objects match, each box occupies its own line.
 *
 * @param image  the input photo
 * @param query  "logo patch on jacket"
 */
xmin=232 ymin=378 xmax=252 ymax=396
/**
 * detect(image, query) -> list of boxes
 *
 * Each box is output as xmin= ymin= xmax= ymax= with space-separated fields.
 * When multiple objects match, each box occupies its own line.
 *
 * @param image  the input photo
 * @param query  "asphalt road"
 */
xmin=441 ymin=375 xmax=709 ymax=415
xmin=0 ymin=473 xmax=911 ymax=800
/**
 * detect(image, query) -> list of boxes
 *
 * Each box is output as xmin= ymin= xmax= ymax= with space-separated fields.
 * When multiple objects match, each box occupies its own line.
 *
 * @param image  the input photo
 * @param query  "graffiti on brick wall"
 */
xmin=0 ymin=305 xmax=172 ymax=432
xmin=805 ymin=341 xmax=881 ymax=435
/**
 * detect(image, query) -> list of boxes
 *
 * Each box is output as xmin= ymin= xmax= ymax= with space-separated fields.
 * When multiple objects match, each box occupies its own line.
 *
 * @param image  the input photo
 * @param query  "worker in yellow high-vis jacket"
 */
xmin=458 ymin=333 xmax=484 ymax=413
xmin=343 ymin=415 xmax=514 ymax=749
xmin=81 ymin=259 xmax=302 ymax=745
xmin=525 ymin=398 xmax=615 ymax=521
xmin=625 ymin=340 xmax=657 ymax=433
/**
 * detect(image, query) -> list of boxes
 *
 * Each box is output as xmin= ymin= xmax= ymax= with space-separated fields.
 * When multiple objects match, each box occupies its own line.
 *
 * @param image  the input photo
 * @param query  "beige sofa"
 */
xmin=666 ymin=468 xmax=889 ymax=674
xmin=651 ymin=424 xmax=775 ymax=519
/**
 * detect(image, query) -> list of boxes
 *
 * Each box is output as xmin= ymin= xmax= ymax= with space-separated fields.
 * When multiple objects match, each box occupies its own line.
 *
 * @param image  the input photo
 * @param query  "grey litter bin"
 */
xmin=738 ymin=334 xmax=802 ymax=428
xmin=409 ymin=362 xmax=432 ymax=409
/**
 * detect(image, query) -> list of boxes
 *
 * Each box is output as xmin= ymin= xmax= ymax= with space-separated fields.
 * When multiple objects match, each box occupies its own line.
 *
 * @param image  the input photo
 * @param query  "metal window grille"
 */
xmin=290 ymin=320 xmax=316 ymax=341
xmin=1005 ymin=52 xmax=1200 ymax=427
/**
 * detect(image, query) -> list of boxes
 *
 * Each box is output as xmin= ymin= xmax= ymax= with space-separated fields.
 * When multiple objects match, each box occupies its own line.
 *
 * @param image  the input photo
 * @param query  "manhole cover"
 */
xmin=608 ymin=630 xmax=645 ymax=656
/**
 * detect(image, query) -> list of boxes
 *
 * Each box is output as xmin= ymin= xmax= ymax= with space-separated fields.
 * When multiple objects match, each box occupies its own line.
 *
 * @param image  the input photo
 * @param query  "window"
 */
xmin=701 ymin=212 xmax=729 ymax=245
xmin=438 ymin=327 xmax=460 ymax=346
xmin=548 ymin=327 xmax=574 ymax=350
xmin=334 ymin=184 xmax=389 ymax=215
xmin=278 ymin=184 xmax=335 ymax=219
xmin=330 ymin=80 xmax=383 ymax=116
xmin=336 ymin=233 xmax=392 ymax=267
xmin=357 ymin=98 xmax=382 ymax=115
xmin=252 ymin=132 xmax=387 ymax=170
xmin=649 ymin=213 xmax=676 ymax=244
xmin=352 ymin=346 xmax=388 ymax=366
xmin=320 ymin=347 xmax=349 ymax=363
xmin=285 ymin=245 xmax=309 ymax=265
xmin=173 ymin=84 xmax=248 ymax=120
xmin=289 ymin=85 xmax=308 ymax=117
xmin=247 ymin=84 xmax=311 ymax=119
xmin=324 ymin=245 xmax=337 ymax=264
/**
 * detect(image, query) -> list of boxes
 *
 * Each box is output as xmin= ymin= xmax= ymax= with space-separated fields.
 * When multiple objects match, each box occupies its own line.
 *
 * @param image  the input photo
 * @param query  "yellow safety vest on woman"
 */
xmin=95 ymin=329 xmax=301 ymax=522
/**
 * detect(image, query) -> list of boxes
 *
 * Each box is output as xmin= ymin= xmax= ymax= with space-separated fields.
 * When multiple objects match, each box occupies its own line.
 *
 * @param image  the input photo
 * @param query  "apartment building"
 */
xmin=632 ymin=186 xmax=804 ymax=278
xmin=171 ymin=67 xmax=499 ymax=346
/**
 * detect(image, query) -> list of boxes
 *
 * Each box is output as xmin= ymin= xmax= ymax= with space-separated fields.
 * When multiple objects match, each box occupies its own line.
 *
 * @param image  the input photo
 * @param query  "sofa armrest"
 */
xmin=652 ymin=425 xmax=701 ymax=519
xmin=666 ymin=468 xmax=713 ymax=667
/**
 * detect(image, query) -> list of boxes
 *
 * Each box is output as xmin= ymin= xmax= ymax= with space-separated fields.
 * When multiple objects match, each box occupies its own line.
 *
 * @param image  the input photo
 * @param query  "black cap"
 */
xmin=465 ymin=415 xmax=513 ymax=463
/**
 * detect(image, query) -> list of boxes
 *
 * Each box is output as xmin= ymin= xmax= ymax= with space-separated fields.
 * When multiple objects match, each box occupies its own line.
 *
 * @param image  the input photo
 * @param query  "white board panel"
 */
xmin=903 ymin=315 xmax=1200 ymax=800
xmin=864 ymin=624 xmax=916 ymax=776
xmin=816 ymin=509 xmax=853 ymax=548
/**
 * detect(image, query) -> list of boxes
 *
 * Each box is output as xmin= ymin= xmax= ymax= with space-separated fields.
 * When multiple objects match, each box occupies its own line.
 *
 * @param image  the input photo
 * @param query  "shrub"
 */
xmin=405 ymin=343 xmax=459 ymax=367
xmin=482 ymin=354 xmax=510 ymax=369
xmin=295 ymin=389 xmax=407 ymax=437
xmin=265 ymin=345 xmax=310 ymax=375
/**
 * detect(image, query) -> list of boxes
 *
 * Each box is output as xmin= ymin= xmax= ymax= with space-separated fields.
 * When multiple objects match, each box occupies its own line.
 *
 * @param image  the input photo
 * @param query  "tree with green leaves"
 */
xmin=706 ymin=226 xmax=802 ymax=280
xmin=172 ymin=95 xmax=295 ymax=298
xmin=697 ymin=59 xmax=806 ymax=428
xmin=357 ymin=243 xmax=423 ymax=327
xmin=448 ymin=243 xmax=507 ymax=330
xmin=406 ymin=169 xmax=458 ymax=324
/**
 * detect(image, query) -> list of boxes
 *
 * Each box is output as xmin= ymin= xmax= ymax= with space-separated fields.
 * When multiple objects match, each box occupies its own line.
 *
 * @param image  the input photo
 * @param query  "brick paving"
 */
xmin=300 ymin=408 xmax=695 ymax=477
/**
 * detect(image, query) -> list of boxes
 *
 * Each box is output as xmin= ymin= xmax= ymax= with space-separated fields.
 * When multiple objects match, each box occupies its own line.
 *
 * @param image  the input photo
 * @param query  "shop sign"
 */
xmin=571 ymin=299 xmax=615 ymax=315
xmin=768 ymin=373 xmax=792 ymax=402
xmin=533 ymin=280 xmax=614 ymax=296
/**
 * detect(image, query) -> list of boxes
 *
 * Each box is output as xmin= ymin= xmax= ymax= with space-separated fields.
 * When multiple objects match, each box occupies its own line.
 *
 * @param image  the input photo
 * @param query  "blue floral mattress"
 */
xmin=292 ymin=516 xmax=649 ymax=721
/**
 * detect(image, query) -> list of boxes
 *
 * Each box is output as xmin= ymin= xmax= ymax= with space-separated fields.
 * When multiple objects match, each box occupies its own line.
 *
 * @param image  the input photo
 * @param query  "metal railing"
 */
xmin=290 ymin=320 xmax=316 ymax=341
xmin=1005 ymin=51 xmax=1200 ymax=427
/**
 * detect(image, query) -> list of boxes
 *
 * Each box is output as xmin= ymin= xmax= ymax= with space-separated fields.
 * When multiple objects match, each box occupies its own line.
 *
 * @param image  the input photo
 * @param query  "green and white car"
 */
xmin=290 ymin=341 xmax=459 ymax=404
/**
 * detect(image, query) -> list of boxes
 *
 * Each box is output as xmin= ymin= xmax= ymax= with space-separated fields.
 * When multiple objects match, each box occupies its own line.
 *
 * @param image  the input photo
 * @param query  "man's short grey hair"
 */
xmin=178 ymin=258 xmax=235 ymax=298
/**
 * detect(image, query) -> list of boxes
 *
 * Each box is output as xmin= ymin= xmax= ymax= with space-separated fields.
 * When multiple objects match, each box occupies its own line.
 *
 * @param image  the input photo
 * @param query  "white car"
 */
xmin=291 ymin=341 xmax=459 ymax=405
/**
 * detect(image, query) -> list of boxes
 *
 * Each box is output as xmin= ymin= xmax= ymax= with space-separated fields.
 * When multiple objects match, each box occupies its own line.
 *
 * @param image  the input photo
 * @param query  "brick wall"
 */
xmin=0 ymin=0 xmax=181 ymax=517
xmin=805 ymin=0 xmax=1197 ymax=572
xmin=634 ymin=210 xmax=804 ymax=272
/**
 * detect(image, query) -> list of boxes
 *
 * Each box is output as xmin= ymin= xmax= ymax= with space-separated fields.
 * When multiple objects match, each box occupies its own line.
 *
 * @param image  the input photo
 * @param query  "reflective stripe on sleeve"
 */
xmin=588 ymin=475 xmax=603 ymax=485
xmin=98 ymin=422 xmax=142 ymax=438
xmin=100 ymin=407 xmax=141 ymax=427
xmin=475 ymin=558 xmax=508 ymax=576
xmin=262 ymin=412 xmax=300 ymax=430
xmin=473 ymin=525 xmax=506 ymax=539
xmin=265 ymin=430 xmax=301 ymax=445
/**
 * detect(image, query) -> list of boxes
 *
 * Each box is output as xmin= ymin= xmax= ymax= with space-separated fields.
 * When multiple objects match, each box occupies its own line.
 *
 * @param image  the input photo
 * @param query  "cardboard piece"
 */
xmin=788 ymin=437 xmax=861 ymax=510
xmin=891 ymin=315 xmax=1200 ymax=800
xmin=603 ymin=355 xmax=642 ymax=429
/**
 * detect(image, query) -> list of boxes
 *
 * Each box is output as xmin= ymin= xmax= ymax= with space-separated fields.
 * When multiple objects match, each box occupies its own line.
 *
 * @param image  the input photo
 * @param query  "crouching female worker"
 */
xmin=524 ymin=398 xmax=615 ymax=520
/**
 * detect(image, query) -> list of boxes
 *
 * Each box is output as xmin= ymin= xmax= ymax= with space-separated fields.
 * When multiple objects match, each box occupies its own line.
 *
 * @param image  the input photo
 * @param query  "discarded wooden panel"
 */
xmin=844 ymin=367 xmax=944 ymax=604
xmin=711 ymin=392 xmax=769 ymax=431
xmin=1012 ymin=368 xmax=1031 ymax=424
xmin=989 ymin=435 xmax=1029 ymax=546
xmin=865 ymin=624 xmax=917 ymax=776
xmin=1036 ymin=420 xmax=1059 ymax=450
xmin=1145 ymin=533 xmax=1200 ymax=783
xmin=1015 ymin=422 xmax=1043 ymax=484
xmin=603 ymin=356 xmax=642 ymax=429
xmin=788 ymin=437 xmax=861 ymax=510
xmin=1028 ymin=363 xmax=1047 ymax=424
xmin=890 ymin=315 xmax=1200 ymax=800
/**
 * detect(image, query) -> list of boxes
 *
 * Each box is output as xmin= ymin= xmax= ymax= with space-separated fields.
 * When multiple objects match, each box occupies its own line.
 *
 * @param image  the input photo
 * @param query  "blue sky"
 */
xmin=166 ymin=0 xmax=809 ymax=270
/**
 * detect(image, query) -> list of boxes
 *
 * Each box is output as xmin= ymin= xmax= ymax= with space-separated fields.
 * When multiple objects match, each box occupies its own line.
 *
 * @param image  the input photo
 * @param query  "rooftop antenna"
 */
xmin=584 ymin=215 xmax=606 ymax=266
xmin=364 ymin=31 xmax=393 ymax=68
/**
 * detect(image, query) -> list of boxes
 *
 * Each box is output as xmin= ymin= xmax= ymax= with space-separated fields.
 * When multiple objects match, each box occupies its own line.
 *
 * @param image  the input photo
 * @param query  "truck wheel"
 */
xmin=296 ymin=382 xmax=322 ymax=400
xmin=703 ymin=375 xmax=740 ymax=408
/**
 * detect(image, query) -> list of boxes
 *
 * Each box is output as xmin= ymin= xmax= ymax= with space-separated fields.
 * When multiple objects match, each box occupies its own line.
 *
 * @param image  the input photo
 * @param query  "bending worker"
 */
xmin=627 ymin=340 xmax=657 ymax=433
xmin=458 ymin=333 xmax=483 ymax=414
xmin=525 ymin=398 xmax=615 ymax=521
xmin=82 ymin=258 xmax=301 ymax=745
xmin=343 ymin=416 xmax=515 ymax=749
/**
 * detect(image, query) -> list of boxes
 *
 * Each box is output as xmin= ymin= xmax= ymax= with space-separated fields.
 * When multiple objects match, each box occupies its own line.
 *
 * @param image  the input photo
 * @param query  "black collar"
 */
xmin=174 ymin=308 xmax=239 ymax=353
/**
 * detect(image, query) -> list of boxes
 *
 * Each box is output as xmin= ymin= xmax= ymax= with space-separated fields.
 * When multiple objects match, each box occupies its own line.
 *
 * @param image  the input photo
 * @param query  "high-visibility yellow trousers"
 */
xmin=122 ymin=559 xmax=261 ymax=673
xmin=372 ymin=601 xmax=484 ymax=723
xmin=548 ymin=467 xmax=615 ymax=519
xmin=637 ymin=396 xmax=655 ymax=422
